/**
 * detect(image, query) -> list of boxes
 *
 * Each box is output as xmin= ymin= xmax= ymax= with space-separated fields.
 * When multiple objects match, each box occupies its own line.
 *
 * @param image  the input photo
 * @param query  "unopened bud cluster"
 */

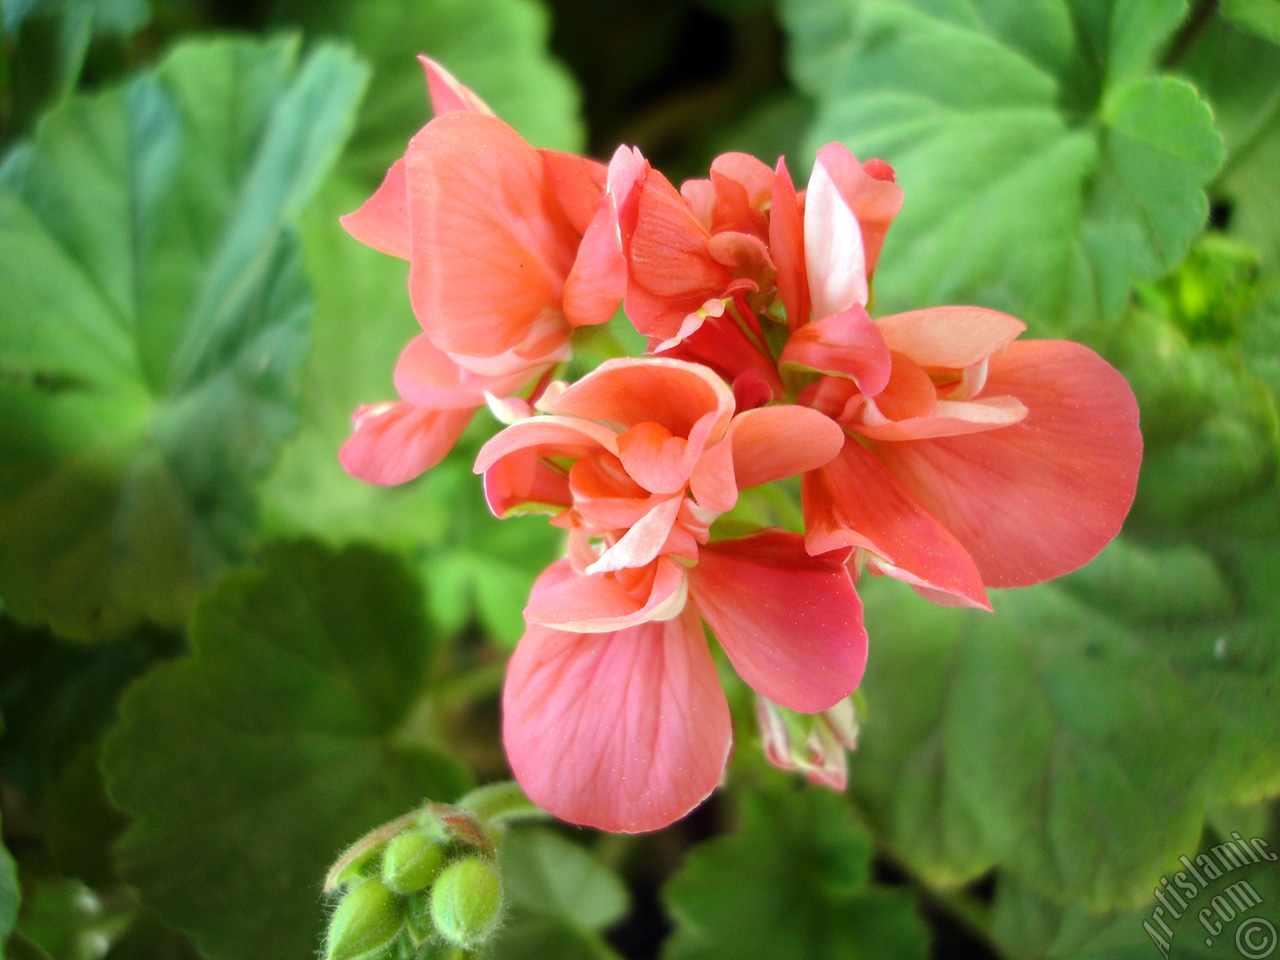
xmin=756 ymin=692 xmax=864 ymax=790
xmin=324 ymin=805 xmax=503 ymax=960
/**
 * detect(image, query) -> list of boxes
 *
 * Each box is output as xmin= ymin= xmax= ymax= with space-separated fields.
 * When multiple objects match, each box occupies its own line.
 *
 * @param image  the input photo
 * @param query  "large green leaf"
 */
xmin=101 ymin=541 xmax=470 ymax=960
xmin=278 ymin=0 xmax=583 ymax=181
xmin=846 ymin=531 xmax=1280 ymax=910
xmin=781 ymin=0 xmax=1223 ymax=333
xmin=0 ymin=36 xmax=367 ymax=640
xmin=1182 ymin=16 xmax=1280 ymax=268
xmin=991 ymin=820 xmax=1280 ymax=959
xmin=663 ymin=789 xmax=930 ymax=960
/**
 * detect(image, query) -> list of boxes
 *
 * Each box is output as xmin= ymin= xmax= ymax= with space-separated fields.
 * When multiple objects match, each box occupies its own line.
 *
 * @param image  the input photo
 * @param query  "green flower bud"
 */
xmin=404 ymin=891 xmax=436 ymax=947
xmin=382 ymin=830 xmax=447 ymax=895
xmin=327 ymin=879 xmax=405 ymax=960
xmin=430 ymin=857 xmax=502 ymax=950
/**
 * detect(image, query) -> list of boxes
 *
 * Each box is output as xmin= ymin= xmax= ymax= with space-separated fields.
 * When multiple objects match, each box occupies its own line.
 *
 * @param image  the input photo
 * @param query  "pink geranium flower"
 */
xmin=474 ymin=358 xmax=868 ymax=831
xmin=610 ymin=142 xmax=1143 ymax=612
xmin=339 ymin=59 xmax=626 ymax=484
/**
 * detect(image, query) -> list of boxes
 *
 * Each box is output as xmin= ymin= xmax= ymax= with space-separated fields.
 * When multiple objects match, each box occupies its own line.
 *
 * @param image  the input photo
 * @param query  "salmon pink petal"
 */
xmin=876 ymin=306 xmax=1025 ymax=369
xmin=502 ymin=607 xmax=731 ymax=833
xmin=617 ymin=422 xmax=692 ymax=494
xmin=562 ymin=185 xmax=626 ymax=327
xmin=856 ymin=396 xmax=1028 ymax=441
xmin=339 ymin=158 xmax=410 ymax=259
xmin=540 ymin=150 xmax=607 ymax=234
xmin=779 ymin=305 xmax=892 ymax=395
xmin=525 ymin=557 xmax=689 ymax=632
xmin=728 ymin=405 xmax=846 ymax=490
xmin=474 ymin=416 xmax=619 ymax=474
xmin=710 ymin=152 xmax=775 ymax=209
xmin=394 ymin=334 xmax=530 ymax=409
xmin=419 ymin=55 xmax=496 ymax=116
xmin=770 ymin=159 xmax=809 ymax=330
xmin=482 ymin=450 xmax=572 ymax=518
xmin=340 ymin=401 xmax=474 ymax=486
xmin=870 ymin=341 xmax=1142 ymax=587
xmin=544 ymin=358 xmax=735 ymax=441
xmin=689 ymin=532 xmax=866 ymax=712
xmin=406 ymin=113 xmax=577 ymax=362
xmin=802 ymin=439 xmax=989 ymax=609
xmin=868 ymin=352 xmax=936 ymax=421
xmin=811 ymin=143 xmax=903 ymax=275
xmin=624 ymin=168 xmax=731 ymax=342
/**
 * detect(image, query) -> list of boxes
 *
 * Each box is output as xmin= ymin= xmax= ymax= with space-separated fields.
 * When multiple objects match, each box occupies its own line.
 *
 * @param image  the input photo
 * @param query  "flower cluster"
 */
xmin=341 ymin=59 xmax=1143 ymax=833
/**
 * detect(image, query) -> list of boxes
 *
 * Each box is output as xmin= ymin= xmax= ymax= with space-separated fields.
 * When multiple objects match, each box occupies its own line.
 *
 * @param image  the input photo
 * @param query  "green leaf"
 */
xmin=101 ymin=541 xmax=470 ymax=960
xmin=1181 ymin=16 xmax=1280 ymax=268
xmin=991 ymin=825 xmax=1280 ymax=959
xmin=0 ymin=809 xmax=17 ymax=960
xmin=846 ymin=533 xmax=1280 ymax=910
xmin=781 ymin=0 xmax=1224 ymax=332
xmin=278 ymin=0 xmax=583 ymax=181
xmin=663 ymin=789 xmax=930 ymax=960
xmin=0 ymin=36 xmax=367 ymax=640
xmin=500 ymin=827 xmax=628 ymax=931
xmin=484 ymin=910 xmax=623 ymax=960
xmin=1221 ymin=0 xmax=1280 ymax=43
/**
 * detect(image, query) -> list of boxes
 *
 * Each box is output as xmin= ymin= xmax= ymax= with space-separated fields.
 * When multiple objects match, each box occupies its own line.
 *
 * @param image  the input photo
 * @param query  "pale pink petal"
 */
xmin=587 ymin=495 xmax=685 ymax=574
xmin=856 ymin=396 xmax=1028 ymax=441
xmin=802 ymin=439 xmax=989 ymax=609
xmin=419 ymin=56 xmax=496 ymax=116
xmin=804 ymin=151 xmax=868 ymax=318
xmin=394 ymin=334 xmax=530 ymax=409
xmin=406 ymin=113 xmax=576 ymax=363
xmin=689 ymin=532 xmax=866 ymax=712
xmin=339 ymin=158 xmax=409 ymax=259
xmin=870 ymin=341 xmax=1142 ymax=587
xmin=770 ymin=159 xmax=809 ymax=330
xmin=543 ymin=357 xmax=735 ymax=442
xmin=525 ymin=557 xmax=689 ymax=633
xmin=811 ymin=144 xmax=903 ymax=275
xmin=728 ymin=405 xmax=845 ymax=489
xmin=502 ymin=607 xmax=731 ymax=833
xmin=340 ymin=402 xmax=474 ymax=486
xmin=778 ymin=305 xmax=892 ymax=395
xmin=876 ymin=306 xmax=1026 ymax=369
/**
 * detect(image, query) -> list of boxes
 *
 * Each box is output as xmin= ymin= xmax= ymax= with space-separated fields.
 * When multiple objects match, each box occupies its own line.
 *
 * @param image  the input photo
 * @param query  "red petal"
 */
xmin=770 ymin=158 xmax=810 ymax=330
xmin=503 ymin=608 xmax=731 ymax=833
xmin=870 ymin=340 xmax=1142 ymax=586
xmin=690 ymin=532 xmax=867 ymax=712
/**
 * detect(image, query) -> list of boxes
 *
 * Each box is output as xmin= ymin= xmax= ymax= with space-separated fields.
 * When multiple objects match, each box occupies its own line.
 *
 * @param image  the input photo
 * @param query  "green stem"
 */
xmin=458 ymin=780 xmax=551 ymax=829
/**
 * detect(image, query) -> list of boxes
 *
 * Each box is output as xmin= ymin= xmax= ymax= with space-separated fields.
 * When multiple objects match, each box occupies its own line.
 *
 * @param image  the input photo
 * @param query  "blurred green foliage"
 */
xmin=0 ymin=0 xmax=1278 ymax=958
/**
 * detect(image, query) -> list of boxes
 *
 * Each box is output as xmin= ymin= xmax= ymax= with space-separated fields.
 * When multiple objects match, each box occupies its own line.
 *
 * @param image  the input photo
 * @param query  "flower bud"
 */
xmin=326 ymin=879 xmax=405 ymax=960
xmin=755 ymin=693 xmax=863 ymax=791
xmin=430 ymin=857 xmax=502 ymax=950
xmin=382 ymin=830 xmax=447 ymax=895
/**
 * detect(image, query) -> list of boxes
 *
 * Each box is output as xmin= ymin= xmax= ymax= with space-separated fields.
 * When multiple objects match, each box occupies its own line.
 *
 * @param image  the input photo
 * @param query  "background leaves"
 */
xmin=0 ymin=35 xmax=365 ymax=640
xmin=101 ymin=541 xmax=469 ymax=960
